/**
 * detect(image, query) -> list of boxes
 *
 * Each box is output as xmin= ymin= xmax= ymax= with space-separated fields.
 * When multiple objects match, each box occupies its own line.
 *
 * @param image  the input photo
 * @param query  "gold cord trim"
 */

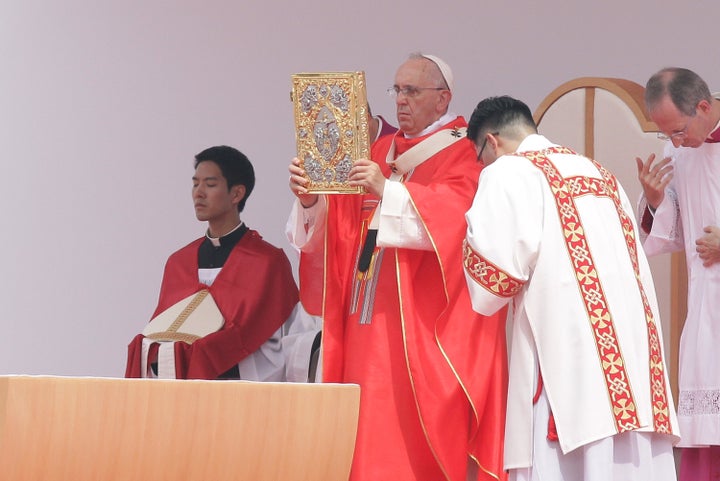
xmin=147 ymin=289 xmax=209 ymax=345
xmin=146 ymin=332 xmax=202 ymax=344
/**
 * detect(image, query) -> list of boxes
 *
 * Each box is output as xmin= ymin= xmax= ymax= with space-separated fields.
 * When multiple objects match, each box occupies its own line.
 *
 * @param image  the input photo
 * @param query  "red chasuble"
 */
xmin=126 ymin=229 xmax=298 ymax=379
xmin=300 ymin=118 xmax=508 ymax=481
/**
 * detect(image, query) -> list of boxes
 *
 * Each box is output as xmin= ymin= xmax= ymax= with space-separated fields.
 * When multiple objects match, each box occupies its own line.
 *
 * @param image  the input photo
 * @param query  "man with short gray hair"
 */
xmin=637 ymin=67 xmax=720 ymax=480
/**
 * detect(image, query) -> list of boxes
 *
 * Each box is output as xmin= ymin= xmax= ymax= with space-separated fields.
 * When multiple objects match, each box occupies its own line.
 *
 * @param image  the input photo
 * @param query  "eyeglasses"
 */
xmin=386 ymin=85 xmax=446 ymax=98
xmin=657 ymin=112 xmax=697 ymax=141
xmin=476 ymin=132 xmax=499 ymax=161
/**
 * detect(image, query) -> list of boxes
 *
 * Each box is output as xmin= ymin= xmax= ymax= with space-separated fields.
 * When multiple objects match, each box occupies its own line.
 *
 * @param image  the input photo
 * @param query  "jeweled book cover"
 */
xmin=291 ymin=71 xmax=369 ymax=193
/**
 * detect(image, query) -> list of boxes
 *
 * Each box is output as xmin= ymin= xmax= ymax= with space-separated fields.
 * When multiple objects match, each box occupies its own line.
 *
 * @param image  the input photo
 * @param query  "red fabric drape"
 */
xmin=126 ymin=230 xmax=298 ymax=379
xmin=299 ymin=119 xmax=508 ymax=481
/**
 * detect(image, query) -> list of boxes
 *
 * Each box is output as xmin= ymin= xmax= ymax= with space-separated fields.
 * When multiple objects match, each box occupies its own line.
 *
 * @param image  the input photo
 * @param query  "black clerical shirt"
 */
xmin=197 ymin=223 xmax=249 ymax=269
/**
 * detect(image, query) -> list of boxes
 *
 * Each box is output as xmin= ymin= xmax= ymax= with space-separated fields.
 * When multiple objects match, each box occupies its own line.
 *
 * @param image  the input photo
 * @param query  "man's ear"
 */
xmin=487 ymin=132 xmax=500 ymax=152
xmin=232 ymin=184 xmax=246 ymax=205
xmin=698 ymin=98 xmax=712 ymax=115
xmin=437 ymin=90 xmax=452 ymax=112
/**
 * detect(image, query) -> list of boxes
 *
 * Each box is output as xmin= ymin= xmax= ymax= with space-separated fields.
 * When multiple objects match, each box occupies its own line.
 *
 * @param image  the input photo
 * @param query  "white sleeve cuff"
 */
xmin=376 ymin=181 xmax=433 ymax=251
xmin=285 ymin=196 xmax=327 ymax=250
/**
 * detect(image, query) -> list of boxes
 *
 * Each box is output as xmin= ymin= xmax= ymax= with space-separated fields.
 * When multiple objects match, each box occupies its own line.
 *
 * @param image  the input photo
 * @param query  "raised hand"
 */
xmin=349 ymin=159 xmax=386 ymax=198
xmin=635 ymin=153 xmax=673 ymax=209
xmin=288 ymin=157 xmax=319 ymax=208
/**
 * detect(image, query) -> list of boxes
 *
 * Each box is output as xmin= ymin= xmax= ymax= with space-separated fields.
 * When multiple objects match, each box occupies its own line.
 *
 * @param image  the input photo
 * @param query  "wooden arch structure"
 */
xmin=533 ymin=77 xmax=687 ymax=399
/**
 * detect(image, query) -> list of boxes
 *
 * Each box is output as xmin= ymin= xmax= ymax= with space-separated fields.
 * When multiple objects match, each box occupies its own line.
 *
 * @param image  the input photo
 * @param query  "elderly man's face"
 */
xmin=393 ymin=58 xmax=449 ymax=136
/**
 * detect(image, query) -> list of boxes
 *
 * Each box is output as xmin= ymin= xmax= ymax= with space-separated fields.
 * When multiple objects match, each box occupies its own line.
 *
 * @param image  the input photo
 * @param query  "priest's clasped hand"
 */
xmin=696 ymin=225 xmax=720 ymax=267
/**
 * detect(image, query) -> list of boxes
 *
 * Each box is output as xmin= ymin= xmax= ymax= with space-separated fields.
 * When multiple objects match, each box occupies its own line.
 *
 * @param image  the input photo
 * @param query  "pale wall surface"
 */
xmin=0 ymin=0 xmax=716 ymax=376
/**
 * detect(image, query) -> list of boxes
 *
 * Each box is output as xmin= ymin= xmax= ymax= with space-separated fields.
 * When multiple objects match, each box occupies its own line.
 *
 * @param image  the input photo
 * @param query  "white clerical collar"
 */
xmin=206 ymin=221 xmax=244 ymax=247
xmin=404 ymin=112 xmax=457 ymax=139
xmin=515 ymin=134 xmax=556 ymax=152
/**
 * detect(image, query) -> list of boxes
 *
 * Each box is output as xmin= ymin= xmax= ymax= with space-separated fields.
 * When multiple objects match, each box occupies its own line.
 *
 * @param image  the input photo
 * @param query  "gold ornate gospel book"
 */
xmin=291 ymin=71 xmax=370 ymax=193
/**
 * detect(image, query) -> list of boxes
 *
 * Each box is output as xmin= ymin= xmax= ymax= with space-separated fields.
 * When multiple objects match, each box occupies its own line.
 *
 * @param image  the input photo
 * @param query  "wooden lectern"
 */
xmin=0 ymin=376 xmax=360 ymax=481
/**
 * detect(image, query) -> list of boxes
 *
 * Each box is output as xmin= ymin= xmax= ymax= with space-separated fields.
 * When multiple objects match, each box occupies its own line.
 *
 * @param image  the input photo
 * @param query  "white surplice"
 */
xmin=641 ymin=139 xmax=720 ymax=447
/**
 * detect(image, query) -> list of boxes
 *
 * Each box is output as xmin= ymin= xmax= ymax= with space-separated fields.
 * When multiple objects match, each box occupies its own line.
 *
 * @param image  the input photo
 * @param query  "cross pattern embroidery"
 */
xmin=589 ymin=155 xmax=672 ymax=434
xmin=520 ymin=146 xmax=672 ymax=435
xmin=463 ymin=240 xmax=524 ymax=297
xmin=521 ymin=146 xmax=642 ymax=434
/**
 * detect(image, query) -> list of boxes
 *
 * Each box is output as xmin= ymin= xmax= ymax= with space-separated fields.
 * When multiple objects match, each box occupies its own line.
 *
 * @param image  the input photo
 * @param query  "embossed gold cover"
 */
xmin=291 ymin=71 xmax=369 ymax=193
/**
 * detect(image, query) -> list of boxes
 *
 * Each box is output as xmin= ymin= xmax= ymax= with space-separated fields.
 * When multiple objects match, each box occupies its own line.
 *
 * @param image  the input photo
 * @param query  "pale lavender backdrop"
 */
xmin=0 ymin=0 xmax=716 ymax=376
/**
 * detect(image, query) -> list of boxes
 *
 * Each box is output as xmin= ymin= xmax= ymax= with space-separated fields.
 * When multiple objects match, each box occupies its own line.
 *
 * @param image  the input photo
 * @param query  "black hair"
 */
xmin=467 ymin=95 xmax=537 ymax=143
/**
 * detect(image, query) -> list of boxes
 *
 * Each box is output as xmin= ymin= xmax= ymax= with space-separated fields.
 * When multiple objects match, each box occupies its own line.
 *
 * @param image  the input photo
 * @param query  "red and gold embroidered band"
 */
xmin=463 ymin=240 xmax=524 ymax=298
xmin=520 ymin=146 xmax=671 ymax=435
xmin=590 ymin=156 xmax=672 ymax=434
